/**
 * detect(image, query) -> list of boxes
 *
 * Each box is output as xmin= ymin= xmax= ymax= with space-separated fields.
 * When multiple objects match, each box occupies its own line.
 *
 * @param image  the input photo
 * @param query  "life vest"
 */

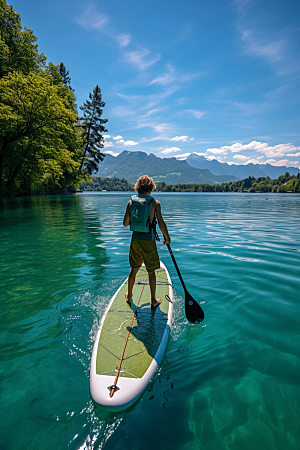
xmin=129 ymin=195 xmax=154 ymax=233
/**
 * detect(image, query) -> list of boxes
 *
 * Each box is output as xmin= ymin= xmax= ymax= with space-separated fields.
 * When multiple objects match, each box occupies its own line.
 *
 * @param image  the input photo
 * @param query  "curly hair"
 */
xmin=134 ymin=175 xmax=156 ymax=194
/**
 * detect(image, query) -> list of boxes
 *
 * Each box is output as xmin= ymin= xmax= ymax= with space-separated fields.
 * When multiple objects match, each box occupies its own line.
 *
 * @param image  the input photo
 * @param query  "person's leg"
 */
xmin=126 ymin=266 xmax=140 ymax=303
xmin=148 ymin=271 xmax=161 ymax=307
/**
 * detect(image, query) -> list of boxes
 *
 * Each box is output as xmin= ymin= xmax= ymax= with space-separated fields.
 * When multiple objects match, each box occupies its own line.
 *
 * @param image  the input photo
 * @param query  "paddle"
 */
xmin=167 ymin=244 xmax=205 ymax=323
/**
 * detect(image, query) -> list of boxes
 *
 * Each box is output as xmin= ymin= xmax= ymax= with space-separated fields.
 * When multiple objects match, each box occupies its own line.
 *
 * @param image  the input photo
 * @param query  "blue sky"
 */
xmin=11 ymin=0 xmax=300 ymax=168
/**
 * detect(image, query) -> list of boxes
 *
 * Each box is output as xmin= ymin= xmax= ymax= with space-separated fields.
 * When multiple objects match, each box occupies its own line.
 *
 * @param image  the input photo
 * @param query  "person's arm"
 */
xmin=123 ymin=201 xmax=130 ymax=226
xmin=155 ymin=200 xmax=171 ymax=244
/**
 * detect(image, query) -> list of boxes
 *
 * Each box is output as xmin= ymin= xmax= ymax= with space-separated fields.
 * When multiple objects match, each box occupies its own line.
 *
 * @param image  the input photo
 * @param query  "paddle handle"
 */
xmin=167 ymin=244 xmax=187 ymax=292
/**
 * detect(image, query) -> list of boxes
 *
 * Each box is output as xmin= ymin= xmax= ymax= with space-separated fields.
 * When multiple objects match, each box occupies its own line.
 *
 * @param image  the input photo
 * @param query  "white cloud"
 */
xmin=76 ymin=6 xmax=158 ymax=73
xmin=103 ymin=141 xmax=113 ymax=148
xmin=185 ymin=109 xmax=206 ymax=119
xmin=149 ymin=64 xmax=204 ymax=87
xmin=117 ymin=34 xmax=131 ymax=48
xmin=286 ymin=152 xmax=300 ymax=157
xmin=233 ymin=154 xmax=249 ymax=160
xmin=171 ymin=135 xmax=189 ymax=142
xmin=103 ymin=134 xmax=111 ymax=139
xmin=113 ymin=135 xmax=123 ymax=140
xmin=206 ymin=147 xmax=228 ymax=155
xmin=234 ymin=0 xmax=297 ymax=76
xmin=116 ymin=139 xmax=139 ymax=146
xmin=149 ymin=64 xmax=176 ymax=86
xmin=265 ymin=159 xmax=299 ymax=167
xmin=206 ymin=141 xmax=300 ymax=158
xmin=75 ymin=6 xmax=109 ymax=30
xmin=161 ymin=147 xmax=181 ymax=154
xmin=124 ymin=140 xmax=139 ymax=146
xmin=105 ymin=150 xmax=119 ymax=157
xmin=246 ymin=158 xmax=264 ymax=164
xmin=123 ymin=48 xmax=161 ymax=71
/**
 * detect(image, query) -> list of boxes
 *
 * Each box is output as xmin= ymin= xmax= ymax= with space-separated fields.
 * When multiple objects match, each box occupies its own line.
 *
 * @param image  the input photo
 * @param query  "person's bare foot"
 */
xmin=125 ymin=293 xmax=132 ymax=304
xmin=151 ymin=298 xmax=161 ymax=308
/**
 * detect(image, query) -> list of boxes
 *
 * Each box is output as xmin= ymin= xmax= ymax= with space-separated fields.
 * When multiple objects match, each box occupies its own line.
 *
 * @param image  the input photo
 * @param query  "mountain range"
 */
xmin=96 ymin=151 xmax=300 ymax=185
xmin=96 ymin=151 xmax=236 ymax=184
xmin=186 ymin=153 xmax=300 ymax=179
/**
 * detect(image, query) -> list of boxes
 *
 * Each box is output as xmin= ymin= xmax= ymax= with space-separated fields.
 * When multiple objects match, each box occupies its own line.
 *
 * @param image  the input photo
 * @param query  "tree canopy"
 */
xmin=0 ymin=0 xmax=108 ymax=196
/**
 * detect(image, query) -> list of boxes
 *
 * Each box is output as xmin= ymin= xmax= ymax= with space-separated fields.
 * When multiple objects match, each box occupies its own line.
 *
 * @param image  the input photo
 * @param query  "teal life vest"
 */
xmin=129 ymin=195 xmax=154 ymax=233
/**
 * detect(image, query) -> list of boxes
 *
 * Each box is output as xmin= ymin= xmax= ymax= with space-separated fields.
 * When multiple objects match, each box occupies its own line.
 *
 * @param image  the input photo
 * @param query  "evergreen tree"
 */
xmin=79 ymin=85 xmax=108 ymax=174
xmin=46 ymin=61 xmax=77 ymax=111
xmin=58 ymin=62 xmax=74 ymax=92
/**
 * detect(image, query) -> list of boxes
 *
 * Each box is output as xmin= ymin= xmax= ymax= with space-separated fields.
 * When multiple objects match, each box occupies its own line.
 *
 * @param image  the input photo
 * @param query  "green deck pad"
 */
xmin=96 ymin=266 xmax=170 ymax=379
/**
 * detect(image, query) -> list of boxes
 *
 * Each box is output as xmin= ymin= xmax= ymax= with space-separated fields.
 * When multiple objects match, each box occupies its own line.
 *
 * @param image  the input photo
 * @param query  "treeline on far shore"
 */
xmin=155 ymin=172 xmax=300 ymax=193
xmin=80 ymin=172 xmax=300 ymax=193
xmin=80 ymin=177 xmax=135 ymax=191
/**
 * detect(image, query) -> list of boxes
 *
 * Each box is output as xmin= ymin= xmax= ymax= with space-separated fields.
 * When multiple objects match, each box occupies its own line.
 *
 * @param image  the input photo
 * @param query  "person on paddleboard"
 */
xmin=123 ymin=175 xmax=171 ymax=308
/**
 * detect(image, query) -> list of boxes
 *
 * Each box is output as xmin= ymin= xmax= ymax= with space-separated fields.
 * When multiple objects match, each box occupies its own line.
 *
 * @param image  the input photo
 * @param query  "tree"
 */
xmin=46 ymin=61 xmax=77 ymax=111
xmin=58 ymin=62 xmax=74 ymax=92
xmin=0 ymin=0 xmax=46 ymax=78
xmin=0 ymin=71 xmax=81 ymax=195
xmin=79 ymin=85 xmax=108 ymax=175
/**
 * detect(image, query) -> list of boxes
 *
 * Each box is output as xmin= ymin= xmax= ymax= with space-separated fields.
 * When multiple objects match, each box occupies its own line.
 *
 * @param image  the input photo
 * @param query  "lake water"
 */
xmin=0 ymin=192 xmax=300 ymax=450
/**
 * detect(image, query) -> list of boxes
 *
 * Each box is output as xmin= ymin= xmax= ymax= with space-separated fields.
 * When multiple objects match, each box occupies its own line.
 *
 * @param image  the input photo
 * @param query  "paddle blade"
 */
xmin=185 ymin=291 xmax=205 ymax=323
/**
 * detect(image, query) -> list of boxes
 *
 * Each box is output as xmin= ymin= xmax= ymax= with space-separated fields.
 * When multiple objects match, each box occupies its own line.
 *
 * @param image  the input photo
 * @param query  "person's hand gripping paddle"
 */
xmin=167 ymin=244 xmax=205 ymax=323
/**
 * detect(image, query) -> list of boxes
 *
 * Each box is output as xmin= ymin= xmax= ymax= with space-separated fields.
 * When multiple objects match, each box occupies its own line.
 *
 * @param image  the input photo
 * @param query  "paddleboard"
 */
xmin=90 ymin=261 xmax=173 ymax=412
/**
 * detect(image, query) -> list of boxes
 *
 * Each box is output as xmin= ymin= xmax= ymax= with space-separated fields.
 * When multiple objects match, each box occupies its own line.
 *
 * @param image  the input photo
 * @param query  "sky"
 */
xmin=11 ymin=0 xmax=300 ymax=168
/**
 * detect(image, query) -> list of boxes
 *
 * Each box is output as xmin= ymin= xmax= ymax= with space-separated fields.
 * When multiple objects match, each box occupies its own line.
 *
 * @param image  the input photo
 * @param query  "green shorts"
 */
xmin=129 ymin=238 xmax=160 ymax=273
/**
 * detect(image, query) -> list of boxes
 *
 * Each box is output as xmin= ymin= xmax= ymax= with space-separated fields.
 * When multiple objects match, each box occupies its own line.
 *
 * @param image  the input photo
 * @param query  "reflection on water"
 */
xmin=0 ymin=192 xmax=300 ymax=450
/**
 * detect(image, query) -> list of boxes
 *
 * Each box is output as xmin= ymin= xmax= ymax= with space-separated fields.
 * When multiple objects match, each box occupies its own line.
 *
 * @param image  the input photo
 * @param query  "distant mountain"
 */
xmin=186 ymin=153 xmax=300 ymax=179
xmin=96 ymin=151 xmax=236 ymax=184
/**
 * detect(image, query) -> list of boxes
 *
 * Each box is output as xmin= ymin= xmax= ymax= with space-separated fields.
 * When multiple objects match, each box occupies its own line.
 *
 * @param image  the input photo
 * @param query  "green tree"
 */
xmin=0 ymin=0 xmax=46 ymax=78
xmin=0 ymin=71 xmax=81 ymax=195
xmin=46 ymin=61 xmax=78 ymax=113
xmin=79 ymin=85 xmax=108 ymax=175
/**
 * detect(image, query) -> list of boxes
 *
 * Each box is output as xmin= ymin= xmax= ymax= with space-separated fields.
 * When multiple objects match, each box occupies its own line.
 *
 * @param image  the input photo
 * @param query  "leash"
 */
xmin=109 ymin=274 xmax=148 ymax=398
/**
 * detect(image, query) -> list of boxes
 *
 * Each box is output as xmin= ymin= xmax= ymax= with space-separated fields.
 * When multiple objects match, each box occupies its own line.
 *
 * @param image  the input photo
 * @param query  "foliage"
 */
xmin=80 ymin=176 xmax=134 ymax=191
xmin=0 ymin=0 xmax=46 ymax=78
xmin=0 ymin=1 xmax=107 ymax=196
xmin=79 ymin=85 xmax=108 ymax=175
xmin=0 ymin=71 xmax=82 ymax=195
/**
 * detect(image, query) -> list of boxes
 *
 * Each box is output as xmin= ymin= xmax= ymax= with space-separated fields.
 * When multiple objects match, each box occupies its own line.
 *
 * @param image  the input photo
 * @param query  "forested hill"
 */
xmin=96 ymin=151 xmax=237 ymax=185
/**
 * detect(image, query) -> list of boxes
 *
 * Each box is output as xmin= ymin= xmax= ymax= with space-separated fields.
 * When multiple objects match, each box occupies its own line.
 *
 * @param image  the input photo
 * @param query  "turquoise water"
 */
xmin=0 ymin=192 xmax=300 ymax=450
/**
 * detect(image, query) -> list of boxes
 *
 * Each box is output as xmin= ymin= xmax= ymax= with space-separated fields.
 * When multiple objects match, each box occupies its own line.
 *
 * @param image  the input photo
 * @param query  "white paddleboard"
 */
xmin=90 ymin=261 xmax=173 ymax=412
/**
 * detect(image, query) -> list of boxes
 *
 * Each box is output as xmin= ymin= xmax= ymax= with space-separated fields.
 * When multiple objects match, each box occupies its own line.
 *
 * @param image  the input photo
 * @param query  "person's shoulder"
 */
xmin=154 ymin=199 xmax=161 ymax=210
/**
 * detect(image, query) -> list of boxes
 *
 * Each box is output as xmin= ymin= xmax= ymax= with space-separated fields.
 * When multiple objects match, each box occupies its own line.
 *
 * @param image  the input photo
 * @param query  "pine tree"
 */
xmin=58 ymin=62 xmax=74 ymax=92
xmin=79 ymin=85 xmax=108 ymax=174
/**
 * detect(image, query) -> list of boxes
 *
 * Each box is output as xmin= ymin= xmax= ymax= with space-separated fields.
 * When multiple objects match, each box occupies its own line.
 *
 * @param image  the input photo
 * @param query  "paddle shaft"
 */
xmin=166 ymin=244 xmax=187 ymax=293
